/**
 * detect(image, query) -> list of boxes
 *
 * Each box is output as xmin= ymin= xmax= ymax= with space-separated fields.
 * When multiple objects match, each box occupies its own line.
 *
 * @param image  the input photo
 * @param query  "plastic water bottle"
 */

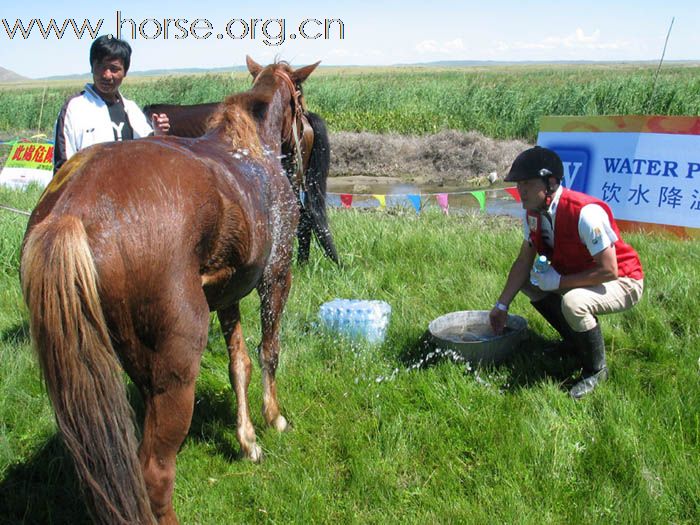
xmin=318 ymin=299 xmax=392 ymax=344
xmin=530 ymin=255 xmax=550 ymax=286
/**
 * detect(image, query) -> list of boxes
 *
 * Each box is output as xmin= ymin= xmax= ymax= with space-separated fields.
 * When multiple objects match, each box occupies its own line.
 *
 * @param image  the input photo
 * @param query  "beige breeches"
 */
xmin=522 ymin=278 xmax=644 ymax=332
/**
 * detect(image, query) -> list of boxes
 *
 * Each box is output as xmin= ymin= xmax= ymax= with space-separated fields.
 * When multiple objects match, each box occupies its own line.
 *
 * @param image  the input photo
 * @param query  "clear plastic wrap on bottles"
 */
xmin=530 ymin=255 xmax=550 ymax=286
xmin=318 ymin=299 xmax=392 ymax=344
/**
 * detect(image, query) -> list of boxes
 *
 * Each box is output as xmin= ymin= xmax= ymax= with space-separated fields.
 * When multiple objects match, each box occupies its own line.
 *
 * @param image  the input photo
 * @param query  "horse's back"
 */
xmin=144 ymin=102 xmax=220 ymax=138
xmin=35 ymin=138 xmax=225 ymax=246
xmin=29 ymin=138 xmax=290 ymax=308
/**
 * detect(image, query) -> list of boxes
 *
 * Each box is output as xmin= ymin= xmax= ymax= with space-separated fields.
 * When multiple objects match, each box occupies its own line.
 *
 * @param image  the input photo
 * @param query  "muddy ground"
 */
xmin=328 ymin=130 xmax=531 ymax=192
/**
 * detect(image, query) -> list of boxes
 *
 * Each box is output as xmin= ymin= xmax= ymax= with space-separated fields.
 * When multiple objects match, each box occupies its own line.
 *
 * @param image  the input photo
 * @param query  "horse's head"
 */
xmin=207 ymin=57 xmax=320 ymax=190
xmin=245 ymin=56 xmax=320 ymax=151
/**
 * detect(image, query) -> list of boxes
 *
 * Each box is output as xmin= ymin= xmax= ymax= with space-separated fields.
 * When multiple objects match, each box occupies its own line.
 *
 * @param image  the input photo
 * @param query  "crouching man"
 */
xmin=489 ymin=146 xmax=644 ymax=399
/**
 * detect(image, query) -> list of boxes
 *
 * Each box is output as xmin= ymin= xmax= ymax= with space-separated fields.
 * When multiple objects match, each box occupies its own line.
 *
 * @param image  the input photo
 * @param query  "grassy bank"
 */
xmin=2 ymin=64 xmax=700 ymax=142
xmin=1 ymin=186 xmax=698 ymax=523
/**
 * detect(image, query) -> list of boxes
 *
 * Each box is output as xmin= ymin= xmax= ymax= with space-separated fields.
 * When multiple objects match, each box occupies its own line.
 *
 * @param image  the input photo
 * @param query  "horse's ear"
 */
xmin=246 ymin=56 xmax=263 ymax=79
xmin=291 ymin=61 xmax=321 ymax=85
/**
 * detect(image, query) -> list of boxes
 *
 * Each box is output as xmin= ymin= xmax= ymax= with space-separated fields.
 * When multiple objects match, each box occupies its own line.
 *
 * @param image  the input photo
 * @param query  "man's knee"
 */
xmin=561 ymin=292 xmax=595 ymax=332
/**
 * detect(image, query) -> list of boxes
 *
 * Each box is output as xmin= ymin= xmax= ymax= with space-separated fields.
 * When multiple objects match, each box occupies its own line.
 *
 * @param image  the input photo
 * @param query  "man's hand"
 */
xmin=489 ymin=306 xmax=508 ymax=335
xmin=151 ymin=113 xmax=170 ymax=136
xmin=531 ymin=266 xmax=561 ymax=291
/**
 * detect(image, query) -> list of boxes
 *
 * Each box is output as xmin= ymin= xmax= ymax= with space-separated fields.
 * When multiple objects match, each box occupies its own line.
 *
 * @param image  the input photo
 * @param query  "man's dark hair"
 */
xmin=89 ymin=35 xmax=132 ymax=72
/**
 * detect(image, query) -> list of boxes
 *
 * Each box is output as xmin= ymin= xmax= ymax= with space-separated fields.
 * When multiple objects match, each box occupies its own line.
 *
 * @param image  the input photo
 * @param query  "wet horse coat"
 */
xmin=144 ymin=75 xmax=338 ymax=265
xmin=20 ymin=58 xmax=318 ymax=525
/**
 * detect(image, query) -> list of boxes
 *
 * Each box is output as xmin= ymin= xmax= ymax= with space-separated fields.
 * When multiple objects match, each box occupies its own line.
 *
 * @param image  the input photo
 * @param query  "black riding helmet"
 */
xmin=504 ymin=146 xmax=563 ymax=193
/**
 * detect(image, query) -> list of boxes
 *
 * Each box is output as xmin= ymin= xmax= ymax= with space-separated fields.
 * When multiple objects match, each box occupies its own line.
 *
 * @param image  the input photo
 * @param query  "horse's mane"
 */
xmin=206 ymin=92 xmax=267 ymax=158
xmin=207 ymin=61 xmax=300 ymax=159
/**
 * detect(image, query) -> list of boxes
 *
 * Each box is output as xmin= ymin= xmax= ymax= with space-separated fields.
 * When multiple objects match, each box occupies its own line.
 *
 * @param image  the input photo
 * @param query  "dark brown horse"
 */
xmin=20 ymin=57 xmax=319 ymax=525
xmin=144 ymin=77 xmax=338 ymax=266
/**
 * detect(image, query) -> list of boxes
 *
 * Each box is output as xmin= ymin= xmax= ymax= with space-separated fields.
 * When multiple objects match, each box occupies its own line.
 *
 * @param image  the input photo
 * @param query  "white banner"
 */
xmin=538 ymin=116 xmax=700 ymax=234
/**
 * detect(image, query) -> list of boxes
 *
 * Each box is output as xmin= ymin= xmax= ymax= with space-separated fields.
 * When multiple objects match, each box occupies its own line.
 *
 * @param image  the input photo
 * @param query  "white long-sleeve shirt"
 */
xmin=53 ymin=83 xmax=152 ymax=173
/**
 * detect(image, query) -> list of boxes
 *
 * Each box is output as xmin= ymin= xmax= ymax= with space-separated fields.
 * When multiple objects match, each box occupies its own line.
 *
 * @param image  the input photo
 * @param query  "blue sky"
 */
xmin=1 ymin=0 xmax=698 ymax=78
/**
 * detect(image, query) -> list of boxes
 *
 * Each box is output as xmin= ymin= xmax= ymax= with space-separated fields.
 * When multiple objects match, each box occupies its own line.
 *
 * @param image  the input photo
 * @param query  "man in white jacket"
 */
xmin=53 ymin=35 xmax=170 ymax=173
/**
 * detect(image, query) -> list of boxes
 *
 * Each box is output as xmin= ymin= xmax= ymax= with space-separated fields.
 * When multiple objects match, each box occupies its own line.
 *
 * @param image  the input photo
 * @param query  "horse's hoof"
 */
xmin=272 ymin=415 xmax=289 ymax=432
xmin=244 ymin=443 xmax=263 ymax=463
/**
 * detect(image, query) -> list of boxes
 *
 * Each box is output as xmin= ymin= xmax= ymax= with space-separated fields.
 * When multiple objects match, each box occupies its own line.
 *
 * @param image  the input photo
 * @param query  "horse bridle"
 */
xmin=265 ymin=68 xmax=309 ymax=194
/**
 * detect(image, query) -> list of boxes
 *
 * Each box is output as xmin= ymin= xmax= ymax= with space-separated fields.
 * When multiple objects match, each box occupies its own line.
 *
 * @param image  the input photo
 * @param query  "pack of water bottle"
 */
xmin=530 ymin=255 xmax=550 ymax=286
xmin=318 ymin=299 xmax=392 ymax=345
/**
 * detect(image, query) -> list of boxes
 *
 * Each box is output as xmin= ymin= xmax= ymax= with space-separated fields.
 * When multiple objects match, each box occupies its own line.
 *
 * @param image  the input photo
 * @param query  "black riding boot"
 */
xmin=531 ymin=294 xmax=577 ymax=355
xmin=569 ymin=324 xmax=608 ymax=400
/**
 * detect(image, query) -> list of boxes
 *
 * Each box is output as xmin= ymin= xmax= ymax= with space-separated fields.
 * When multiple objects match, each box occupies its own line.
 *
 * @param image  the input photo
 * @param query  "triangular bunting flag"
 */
xmin=327 ymin=194 xmax=342 ymax=207
xmin=505 ymin=187 xmax=521 ymax=202
xmin=408 ymin=194 xmax=421 ymax=213
xmin=436 ymin=193 xmax=449 ymax=215
xmin=340 ymin=194 xmax=353 ymax=209
xmin=471 ymin=191 xmax=486 ymax=211
xmin=373 ymin=194 xmax=386 ymax=209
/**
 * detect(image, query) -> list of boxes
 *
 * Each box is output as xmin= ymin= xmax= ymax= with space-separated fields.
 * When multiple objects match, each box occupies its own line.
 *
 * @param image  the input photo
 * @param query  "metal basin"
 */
xmin=428 ymin=310 xmax=528 ymax=365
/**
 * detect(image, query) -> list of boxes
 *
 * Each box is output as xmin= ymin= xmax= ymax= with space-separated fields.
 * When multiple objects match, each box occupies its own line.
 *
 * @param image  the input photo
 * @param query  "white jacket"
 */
xmin=53 ymin=83 xmax=152 ymax=173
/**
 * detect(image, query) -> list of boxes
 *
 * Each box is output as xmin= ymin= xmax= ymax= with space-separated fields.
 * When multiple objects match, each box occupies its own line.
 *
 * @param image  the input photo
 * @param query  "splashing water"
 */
xmin=345 ymin=340 xmax=507 ymax=393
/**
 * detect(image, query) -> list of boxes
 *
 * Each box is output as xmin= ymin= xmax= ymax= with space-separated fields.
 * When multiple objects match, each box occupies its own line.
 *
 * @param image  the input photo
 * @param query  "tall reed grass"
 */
xmin=2 ymin=65 xmax=699 ymax=142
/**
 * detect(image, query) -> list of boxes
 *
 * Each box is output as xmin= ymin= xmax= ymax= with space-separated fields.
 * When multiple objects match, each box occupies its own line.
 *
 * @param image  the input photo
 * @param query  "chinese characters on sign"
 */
xmin=601 ymin=182 xmax=693 ymax=211
xmin=6 ymin=142 xmax=54 ymax=170
xmin=1 ymin=141 xmax=54 ymax=189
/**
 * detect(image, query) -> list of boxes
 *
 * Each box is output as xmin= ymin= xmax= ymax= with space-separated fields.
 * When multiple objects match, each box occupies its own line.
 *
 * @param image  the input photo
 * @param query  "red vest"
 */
xmin=527 ymin=189 xmax=643 ymax=280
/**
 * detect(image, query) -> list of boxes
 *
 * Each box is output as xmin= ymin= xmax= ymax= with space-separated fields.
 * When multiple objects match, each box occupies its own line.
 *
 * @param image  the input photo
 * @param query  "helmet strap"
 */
xmin=543 ymin=176 xmax=555 ymax=210
xmin=544 ymin=192 xmax=553 ymax=209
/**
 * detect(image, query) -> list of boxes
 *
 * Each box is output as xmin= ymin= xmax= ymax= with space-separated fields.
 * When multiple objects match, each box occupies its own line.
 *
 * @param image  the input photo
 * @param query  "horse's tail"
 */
xmin=302 ymin=111 xmax=339 ymax=265
xmin=21 ymin=216 xmax=154 ymax=525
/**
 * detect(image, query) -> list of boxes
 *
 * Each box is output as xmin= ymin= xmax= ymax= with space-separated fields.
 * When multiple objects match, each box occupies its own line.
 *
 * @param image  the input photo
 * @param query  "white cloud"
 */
xmin=416 ymin=40 xmax=438 ymax=53
xmin=327 ymin=48 xmax=383 ymax=58
xmin=415 ymin=38 xmax=465 ymax=55
xmin=327 ymin=48 xmax=361 ymax=58
xmin=497 ymin=28 xmax=630 ymax=52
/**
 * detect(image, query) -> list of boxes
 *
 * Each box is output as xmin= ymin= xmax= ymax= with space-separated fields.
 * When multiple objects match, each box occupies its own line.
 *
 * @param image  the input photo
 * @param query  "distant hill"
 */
xmin=0 ymin=66 xmax=28 ymax=83
xmin=129 ymin=65 xmax=248 ymax=77
xmin=402 ymin=59 xmax=700 ymax=67
xmin=23 ymin=59 xmax=700 ymax=82
xmin=40 ymin=65 xmax=248 ymax=81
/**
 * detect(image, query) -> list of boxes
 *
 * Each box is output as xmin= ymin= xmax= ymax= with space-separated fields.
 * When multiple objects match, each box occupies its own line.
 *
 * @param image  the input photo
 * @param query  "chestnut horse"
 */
xmin=20 ymin=57 xmax=318 ymax=525
xmin=144 ymin=83 xmax=338 ymax=266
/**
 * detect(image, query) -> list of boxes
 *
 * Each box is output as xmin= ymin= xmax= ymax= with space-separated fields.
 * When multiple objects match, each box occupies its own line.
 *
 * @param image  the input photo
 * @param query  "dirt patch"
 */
xmin=329 ymin=129 xmax=531 ymax=187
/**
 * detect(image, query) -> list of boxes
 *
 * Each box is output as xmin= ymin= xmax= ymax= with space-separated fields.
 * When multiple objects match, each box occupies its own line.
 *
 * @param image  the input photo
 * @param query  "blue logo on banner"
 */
xmin=551 ymin=147 xmax=590 ymax=193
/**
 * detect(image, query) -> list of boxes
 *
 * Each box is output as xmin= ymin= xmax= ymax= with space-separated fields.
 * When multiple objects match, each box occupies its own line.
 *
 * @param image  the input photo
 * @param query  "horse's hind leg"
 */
xmin=137 ymin=289 xmax=209 ymax=524
xmin=140 ymin=378 xmax=198 ymax=524
xmin=258 ymin=267 xmax=293 ymax=432
xmin=218 ymin=304 xmax=262 ymax=462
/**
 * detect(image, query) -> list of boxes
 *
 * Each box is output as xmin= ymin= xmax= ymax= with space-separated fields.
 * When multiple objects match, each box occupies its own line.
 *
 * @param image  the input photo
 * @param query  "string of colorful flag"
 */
xmin=2 ymin=137 xmax=525 ymax=215
xmin=318 ymin=187 xmax=522 ymax=214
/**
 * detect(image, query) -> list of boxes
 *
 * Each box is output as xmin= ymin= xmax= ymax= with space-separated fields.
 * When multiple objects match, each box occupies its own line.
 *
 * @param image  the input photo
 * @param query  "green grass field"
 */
xmin=1 ymin=64 xmax=699 ymax=142
xmin=1 ymin=185 xmax=698 ymax=524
